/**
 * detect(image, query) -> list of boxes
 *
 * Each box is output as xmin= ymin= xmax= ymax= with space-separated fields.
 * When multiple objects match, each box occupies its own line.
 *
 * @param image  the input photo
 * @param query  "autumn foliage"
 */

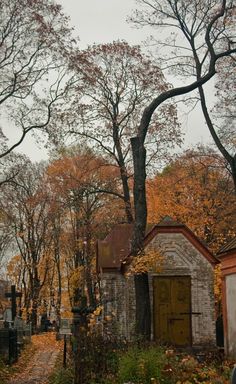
xmin=147 ymin=149 xmax=236 ymax=253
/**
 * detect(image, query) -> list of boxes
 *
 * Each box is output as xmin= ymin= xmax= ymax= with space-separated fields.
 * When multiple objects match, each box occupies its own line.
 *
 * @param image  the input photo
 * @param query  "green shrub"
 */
xmin=48 ymin=366 xmax=74 ymax=384
xmin=118 ymin=346 xmax=169 ymax=384
xmin=48 ymin=349 xmax=74 ymax=384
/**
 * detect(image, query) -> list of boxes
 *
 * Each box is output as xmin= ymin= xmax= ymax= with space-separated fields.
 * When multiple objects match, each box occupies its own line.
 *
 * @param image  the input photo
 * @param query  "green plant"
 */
xmin=118 ymin=346 xmax=169 ymax=384
xmin=48 ymin=349 xmax=74 ymax=384
xmin=48 ymin=366 xmax=74 ymax=384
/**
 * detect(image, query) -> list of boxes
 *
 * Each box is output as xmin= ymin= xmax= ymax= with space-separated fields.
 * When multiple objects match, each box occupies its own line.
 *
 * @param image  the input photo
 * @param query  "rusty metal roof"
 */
xmin=97 ymin=223 xmax=134 ymax=270
xmin=97 ymin=216 xmax=217 ymax=270
xmin=218 ymin=237 xmax=236 ymax=255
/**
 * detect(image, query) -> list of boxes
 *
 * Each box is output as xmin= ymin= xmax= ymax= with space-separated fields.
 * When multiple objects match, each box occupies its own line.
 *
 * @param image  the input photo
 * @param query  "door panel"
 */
xmin=153 ymin=276 xmax=191 ymax=346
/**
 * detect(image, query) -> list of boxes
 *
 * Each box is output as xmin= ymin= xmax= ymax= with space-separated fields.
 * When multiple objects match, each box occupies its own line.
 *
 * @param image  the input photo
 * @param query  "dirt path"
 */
xmin=9 ymin=333 xmax=62 ymax=384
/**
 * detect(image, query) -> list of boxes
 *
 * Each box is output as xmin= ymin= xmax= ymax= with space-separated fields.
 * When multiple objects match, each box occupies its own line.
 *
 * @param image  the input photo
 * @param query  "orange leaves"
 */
xmin=214 ymin=264 xmax=222 ymax=310
xmin=147 ymin=148 xmax=236 ymax=253
xmin=47 ymin=150 xmax=119 ymax=197
xmin=31 ymin=332 xmax=62 ymax=351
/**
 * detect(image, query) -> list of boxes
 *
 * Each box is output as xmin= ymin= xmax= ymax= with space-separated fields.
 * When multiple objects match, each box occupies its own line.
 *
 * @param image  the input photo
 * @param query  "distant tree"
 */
xmin=51 ymin=41 xmax=181 ymax=223
xmin=46 ymin=148 xmax=122 ymax=307
xmin=0 ymin=160 xmax=52 ymax=328
xmin=0 ymin=0 xmax=76 ymax=159
xmin=0 ymin=153 xmax=28 ymax=186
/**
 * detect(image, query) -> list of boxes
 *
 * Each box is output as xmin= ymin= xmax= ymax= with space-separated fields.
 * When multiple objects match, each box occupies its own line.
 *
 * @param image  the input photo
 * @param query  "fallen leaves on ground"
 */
xmin=0 ymin=332 xmax=62 ymax=384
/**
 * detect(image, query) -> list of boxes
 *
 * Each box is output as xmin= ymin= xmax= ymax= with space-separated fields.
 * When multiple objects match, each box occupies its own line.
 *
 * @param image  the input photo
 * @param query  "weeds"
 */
xmin=116 ymin=346 xmax=234 ymax=384
xmin=48 ymin=350 xmax=74 ymax=384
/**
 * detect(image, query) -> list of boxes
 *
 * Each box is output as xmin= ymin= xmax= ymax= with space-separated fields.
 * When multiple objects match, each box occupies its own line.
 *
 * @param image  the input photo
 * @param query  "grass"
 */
xmin=48 ymin=349 xmax=74 ymax=384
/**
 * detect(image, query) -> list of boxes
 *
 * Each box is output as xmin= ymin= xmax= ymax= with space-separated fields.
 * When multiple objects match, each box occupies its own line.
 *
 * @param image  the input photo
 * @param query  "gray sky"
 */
xmin=15 ymin=0 xmax=213 ymax=161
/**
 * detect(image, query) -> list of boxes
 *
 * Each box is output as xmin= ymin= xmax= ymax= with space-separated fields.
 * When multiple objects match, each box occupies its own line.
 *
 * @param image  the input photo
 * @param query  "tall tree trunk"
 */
xmin=85 ymin=214 xmax=96 ymax=308
xmin=55 ymin=250 xmax=62 ymax=324
xmin=113 ymin=124 xmax=134 ymax=223
xmin=231 ymin=155 xmax=236 ymax=193
xmin=130 ymin=137 xmax=147 ymax=253
xmin=130 ymin=136 xmax=151 ymax=340
xmin=30 ymin=276 xmax=40 ymax=333
xmin=120 ymin=165 xmax=134 ymax=223
xmin=134 ymin=274 xmax=151 ymax=338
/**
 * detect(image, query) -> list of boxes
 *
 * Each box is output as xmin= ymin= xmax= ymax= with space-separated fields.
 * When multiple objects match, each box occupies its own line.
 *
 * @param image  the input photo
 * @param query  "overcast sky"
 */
xmin=15 ymin=0 xmax=214 ymax=161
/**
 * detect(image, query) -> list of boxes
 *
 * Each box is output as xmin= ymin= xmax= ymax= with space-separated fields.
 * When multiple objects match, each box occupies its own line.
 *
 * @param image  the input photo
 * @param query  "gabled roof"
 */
xmin=97 ymin=216 xmax=218 ymax=271
xmin=155 ymin=215 xmax=184 ymax=227
xmin=142 ymin=216 xmax=218 ymax=266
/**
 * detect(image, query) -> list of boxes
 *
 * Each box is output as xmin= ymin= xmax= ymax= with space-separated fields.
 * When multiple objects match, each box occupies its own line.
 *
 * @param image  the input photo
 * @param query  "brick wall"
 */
xmin=100 ymin=271 xmax=135 ymax=339
xmin=147 ymin=233 xmax=216 ymax=346
xmin=101 ymin=232 xmax=216 ymax=346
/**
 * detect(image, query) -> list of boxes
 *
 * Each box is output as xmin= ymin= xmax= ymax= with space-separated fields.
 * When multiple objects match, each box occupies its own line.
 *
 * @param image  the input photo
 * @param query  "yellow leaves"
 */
xmin=69 ymin=266 xmax=85 ymax=290
xmin=214 ymin=265 xmax=222 ymax=311
xmin=93 ymin=305 xmax=103 ymax=316
xmin=87 ymin=305 xmax=104 ymax=333
xmin=127 ymin=248 xmax=164 ymax=275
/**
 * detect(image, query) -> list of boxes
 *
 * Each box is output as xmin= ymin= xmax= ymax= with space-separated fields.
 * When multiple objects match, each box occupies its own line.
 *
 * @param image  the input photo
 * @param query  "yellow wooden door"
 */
xmin=153 ymin=276 xmax=191 ymax=346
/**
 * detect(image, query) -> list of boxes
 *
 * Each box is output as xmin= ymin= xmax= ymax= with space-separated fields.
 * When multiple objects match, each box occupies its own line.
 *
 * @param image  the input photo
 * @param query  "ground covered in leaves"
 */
xmin=1 ymin=334 xmax=235 ymax=384
xmin=0 ymin=332 xmax=62 ymax=384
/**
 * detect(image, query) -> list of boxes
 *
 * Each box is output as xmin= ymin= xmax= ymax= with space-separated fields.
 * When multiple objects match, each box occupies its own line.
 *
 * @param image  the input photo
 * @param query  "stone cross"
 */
xmin=5 ymin=285 xmax=22 ymax=321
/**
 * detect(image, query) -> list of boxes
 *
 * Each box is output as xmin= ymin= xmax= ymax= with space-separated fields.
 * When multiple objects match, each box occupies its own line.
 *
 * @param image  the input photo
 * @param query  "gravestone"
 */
xmin=14 ymin=316 xmax=24 ymax=343
xmin=3 ymin=308 xmax=12 ymax=326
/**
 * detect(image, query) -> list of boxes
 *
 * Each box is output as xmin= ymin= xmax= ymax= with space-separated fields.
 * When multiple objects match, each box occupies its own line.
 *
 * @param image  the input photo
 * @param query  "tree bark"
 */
xmin=134 ymin=274 xmax=151 ymax=339
xmin=232 ymin=155 xmax=236 ymax=193
xmin=131 ymin=136 xmax=151 ymax=339
xmin=30 ymin=276 xmax=40 ymax=333
xmin=120 ymin=165 xmax=134 ymax=223
xmin=113 ymin=124 xmax=134 ymax=223
xmin=131 ymin=136 xmax=147 ymax=254
xmin=55 ymin=251 xmax=62 ymax=324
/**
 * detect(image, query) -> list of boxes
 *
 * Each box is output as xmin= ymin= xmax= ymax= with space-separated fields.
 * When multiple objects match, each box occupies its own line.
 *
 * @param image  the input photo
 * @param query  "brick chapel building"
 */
xmin=97 ymin=217 xmax=219 ymax=347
